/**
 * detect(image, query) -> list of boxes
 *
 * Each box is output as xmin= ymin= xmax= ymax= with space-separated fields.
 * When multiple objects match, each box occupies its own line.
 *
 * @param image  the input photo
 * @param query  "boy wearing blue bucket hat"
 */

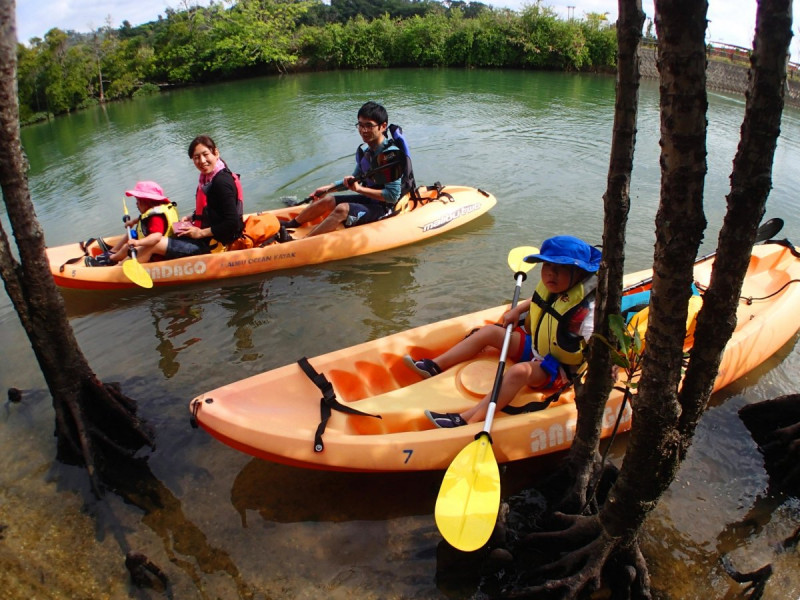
xmin=405 ymin=235 xmax=602 ymax=428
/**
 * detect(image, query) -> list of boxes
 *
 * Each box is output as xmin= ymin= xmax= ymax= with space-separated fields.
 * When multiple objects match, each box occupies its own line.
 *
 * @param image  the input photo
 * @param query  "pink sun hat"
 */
xmin=125 ymin=181 xmax=170 ymax=203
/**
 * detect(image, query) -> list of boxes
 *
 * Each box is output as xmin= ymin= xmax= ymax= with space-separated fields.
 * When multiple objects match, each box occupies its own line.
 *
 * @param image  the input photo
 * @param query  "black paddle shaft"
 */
xmin=300 ymin=159 xmax=405 ymax=204
xmin=624 ymin=218 xmax=784 ymax=293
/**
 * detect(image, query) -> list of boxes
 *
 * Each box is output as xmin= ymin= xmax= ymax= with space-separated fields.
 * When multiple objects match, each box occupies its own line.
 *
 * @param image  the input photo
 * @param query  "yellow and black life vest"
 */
xmin=137 ymin=202 xmax=180 ymax=238
xmin=524 ymin=275 xmax=597 ymax=366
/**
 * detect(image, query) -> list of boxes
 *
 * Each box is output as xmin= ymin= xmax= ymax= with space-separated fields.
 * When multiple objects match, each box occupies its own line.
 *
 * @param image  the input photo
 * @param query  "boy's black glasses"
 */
xmin=355 ymin=122 xmax=379 ymax=130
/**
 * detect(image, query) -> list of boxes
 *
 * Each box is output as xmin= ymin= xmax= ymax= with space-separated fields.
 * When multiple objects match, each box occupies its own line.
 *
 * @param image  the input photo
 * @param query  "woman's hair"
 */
xmin=188 ymin=134 xmax=218 ymax=158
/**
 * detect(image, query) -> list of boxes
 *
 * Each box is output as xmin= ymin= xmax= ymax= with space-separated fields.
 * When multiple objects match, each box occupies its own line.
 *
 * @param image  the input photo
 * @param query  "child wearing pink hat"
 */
xmin=87 ymin=181 xmax=180 ymax=266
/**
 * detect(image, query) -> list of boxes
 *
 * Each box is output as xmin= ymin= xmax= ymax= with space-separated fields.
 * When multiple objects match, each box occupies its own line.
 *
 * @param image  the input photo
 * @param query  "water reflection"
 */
xmin=60 ymin=288 xmax=156 ymax=319
xmin=150 ymin=298 xmax=203 ymax=378
xmin=230 ymin=459 xmax=442 ymax=524
xmin=216 ymin=282 xmax=272 ymax=363
xmin=323 ymin=253 xmax=421 ymax=339
xmin=102 ymin=455 xmax=256 ymax=599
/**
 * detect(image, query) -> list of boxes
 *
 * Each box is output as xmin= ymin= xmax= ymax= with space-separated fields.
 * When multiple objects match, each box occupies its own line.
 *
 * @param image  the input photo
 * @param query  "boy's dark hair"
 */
xmin=358 ymin=101 xmax=388 ymax=125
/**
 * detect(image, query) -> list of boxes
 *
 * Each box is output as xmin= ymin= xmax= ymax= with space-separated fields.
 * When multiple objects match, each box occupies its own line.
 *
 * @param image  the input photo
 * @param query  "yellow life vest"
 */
xmin=137 ymin=202 xmax=180 ymax=238
xmin=524 ymin=276 xmax=597 ymax=366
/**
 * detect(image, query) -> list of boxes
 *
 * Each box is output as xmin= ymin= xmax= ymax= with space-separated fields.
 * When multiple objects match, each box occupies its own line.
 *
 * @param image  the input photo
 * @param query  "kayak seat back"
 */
xmin=628 ymin=292 xmax=703 ymax=350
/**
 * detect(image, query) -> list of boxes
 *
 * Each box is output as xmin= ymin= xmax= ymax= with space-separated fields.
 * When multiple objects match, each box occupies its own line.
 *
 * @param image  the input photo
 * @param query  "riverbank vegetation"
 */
xmin=15 ymin=0 xmax=617 ymax=124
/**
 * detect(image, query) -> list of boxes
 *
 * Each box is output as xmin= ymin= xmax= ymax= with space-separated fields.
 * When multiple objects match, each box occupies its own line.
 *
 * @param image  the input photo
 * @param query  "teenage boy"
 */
xmin=284 ymin=101 xmax=404 ymax=237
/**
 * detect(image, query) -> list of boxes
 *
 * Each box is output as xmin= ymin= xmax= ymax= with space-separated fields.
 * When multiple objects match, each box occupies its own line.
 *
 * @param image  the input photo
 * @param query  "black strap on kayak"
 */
xmin=428 ymin=181 xmax=455 ymax=204
xmin=59 ymin=238 xmax=97 ymax=272
xmin=296 ymin=357 xmax=381 ymax=453
xmin=766 ymin=237 xmax=800 ymax=258
xmin=501 ymin=386 xmax=564 ymax=414
xmin=501 ymin=366 xmax=586 ymax=415
xmin=391 ymin=181 xmax=456 ymax=215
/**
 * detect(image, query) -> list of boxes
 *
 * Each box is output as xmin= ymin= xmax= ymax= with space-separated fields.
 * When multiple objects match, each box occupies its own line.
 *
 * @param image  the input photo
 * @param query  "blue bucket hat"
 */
xmin=524 ymin=235 xmax=602 ymax=273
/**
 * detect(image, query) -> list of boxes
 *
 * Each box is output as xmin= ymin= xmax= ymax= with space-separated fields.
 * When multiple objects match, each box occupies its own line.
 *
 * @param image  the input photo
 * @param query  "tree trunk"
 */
xmin=483 ymin=1 xmax=794 ymax=598
xmin=558 ymin=0 xmax=645 ymax=514
xmin=0 ymin=0 xmax=154 ymax=496
xmin=601 ymin=0 xmax=711 ymax=539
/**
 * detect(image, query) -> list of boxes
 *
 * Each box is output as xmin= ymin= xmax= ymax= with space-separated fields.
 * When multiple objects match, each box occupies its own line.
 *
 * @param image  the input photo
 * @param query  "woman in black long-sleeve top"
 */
xmin=161 ymin=134 xmax=245 ymax=258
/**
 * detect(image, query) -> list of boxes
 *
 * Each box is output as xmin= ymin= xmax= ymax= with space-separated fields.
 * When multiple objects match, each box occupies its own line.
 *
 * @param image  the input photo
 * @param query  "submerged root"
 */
xmin=55 ymin=376 xmax=156 ymax=497
xmin=497 ymin=511 xmax=650 ymax=599
xmin=721 ymin=556 xmax=772 ymax=600
xmin=739 ymin=394 xmax=800 ymax=496
xmin=125 ymin=551 xmax=170 ymax=594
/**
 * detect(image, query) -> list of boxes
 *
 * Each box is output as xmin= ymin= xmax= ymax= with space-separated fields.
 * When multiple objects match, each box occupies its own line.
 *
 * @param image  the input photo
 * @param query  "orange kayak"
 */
xmin=47 ymin=184 xmax=496 ymax=290
xmin=189 ymin=241 xmax=800 ymax=472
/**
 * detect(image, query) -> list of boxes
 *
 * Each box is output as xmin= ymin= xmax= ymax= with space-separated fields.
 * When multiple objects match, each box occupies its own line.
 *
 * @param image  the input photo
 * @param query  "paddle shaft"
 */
xmin=433 ymin=247 xmax=537 ymax=552
xmin=300 ymin=159 xmax=404 ymax=203
xmin=120 ymin=199 xmax=154 ymax=287
xmin=623 ymin=217 xmax=784 ymax=293
xmin=124 ymin=212 xmax=141 ymax=261
xmin=483 ymin=270 xmax=527 ymax=433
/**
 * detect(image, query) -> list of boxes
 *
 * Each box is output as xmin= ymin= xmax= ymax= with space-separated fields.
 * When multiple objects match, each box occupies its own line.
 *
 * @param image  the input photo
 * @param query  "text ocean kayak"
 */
xmin=189 ymin=241 xmax=800 ymax=472
xmin=47 ymin=184 xmax=495 ymax=290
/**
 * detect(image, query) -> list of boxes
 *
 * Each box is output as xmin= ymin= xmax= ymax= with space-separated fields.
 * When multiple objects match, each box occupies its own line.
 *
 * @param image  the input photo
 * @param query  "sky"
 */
xmin=13 ymin=0 xmax=800 ymax=63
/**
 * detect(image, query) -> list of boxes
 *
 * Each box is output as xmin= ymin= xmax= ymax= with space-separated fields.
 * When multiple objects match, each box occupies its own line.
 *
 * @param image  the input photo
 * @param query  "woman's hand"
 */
xmin=184 ymin=225 xmax=201 ymax=239
xmin=181 ymin=225 xmax=209 ymax=239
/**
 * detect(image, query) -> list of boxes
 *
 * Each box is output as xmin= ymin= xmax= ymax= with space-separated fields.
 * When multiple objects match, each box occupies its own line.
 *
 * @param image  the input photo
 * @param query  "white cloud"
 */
xmin=16 ymin=0 xmax=185 ymax=42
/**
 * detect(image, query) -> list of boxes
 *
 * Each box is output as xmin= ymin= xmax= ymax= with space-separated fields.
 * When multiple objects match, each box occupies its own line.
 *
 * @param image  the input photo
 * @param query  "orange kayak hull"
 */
xmin=47 ymin=185 xmax=496 ymax=290
xmin=190 ymin=242 xmax=800 ymax=472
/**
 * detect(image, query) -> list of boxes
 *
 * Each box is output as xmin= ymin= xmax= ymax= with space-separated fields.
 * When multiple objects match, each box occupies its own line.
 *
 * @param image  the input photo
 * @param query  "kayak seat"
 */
xmin=340 ymin=365 xmax=487 ymax=435
xmin=391 ymin=182 xmax=456 ymax=216
xmin=342 ymin=409 xmax=437 ymax=435
xmin=628 ymin=292 xmax=703 ymax=350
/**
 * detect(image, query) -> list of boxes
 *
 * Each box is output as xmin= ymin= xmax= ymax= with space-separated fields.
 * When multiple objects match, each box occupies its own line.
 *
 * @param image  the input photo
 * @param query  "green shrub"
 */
xmin=132 ymin=82 xmax=161 ymax=97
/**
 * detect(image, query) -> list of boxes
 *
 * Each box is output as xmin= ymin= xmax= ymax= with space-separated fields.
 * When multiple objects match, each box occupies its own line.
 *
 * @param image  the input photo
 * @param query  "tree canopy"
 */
xmin=16 ymin=0 xmax=617 ymax=123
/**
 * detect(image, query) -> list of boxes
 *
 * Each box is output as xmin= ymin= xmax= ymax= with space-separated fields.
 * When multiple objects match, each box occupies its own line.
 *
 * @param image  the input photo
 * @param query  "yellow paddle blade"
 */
xmin=122 ymin=258 xmax=153 ymax=288
xmin=507 ymin=246 xmax=539 ymax=274
xmin=435 ymin=434 xmax=501 ymax=552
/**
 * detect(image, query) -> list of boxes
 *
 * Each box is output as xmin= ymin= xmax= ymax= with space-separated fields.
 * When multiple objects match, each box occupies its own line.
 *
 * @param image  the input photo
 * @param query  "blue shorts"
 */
xmin=512 ymin=327 xmax=567 ymax=390
xmin=513 ymin=327 xmax=534 ymax=362
xmin=165 ymin=236 xmax=210 ymax=259
xmin=335 ymin=194 xmax=392 ymax=227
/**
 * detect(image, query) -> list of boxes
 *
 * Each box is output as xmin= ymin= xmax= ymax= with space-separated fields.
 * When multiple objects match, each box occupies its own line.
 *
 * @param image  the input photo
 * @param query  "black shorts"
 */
xmin=334 ymin=194 xmax=392 ymax=227
xmin=165 ymin=236 xmax=210 ymax=259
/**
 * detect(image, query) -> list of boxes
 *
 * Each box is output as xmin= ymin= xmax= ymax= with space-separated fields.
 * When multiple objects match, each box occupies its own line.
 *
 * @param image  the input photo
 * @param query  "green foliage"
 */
xmin=394 ymin=14 xmax=451 ymax=67
xmin=132 ymin=83 xmax=161 ymax=97
xmin=511 ymin=3 xmax=591 ymax=70
xmin=209 ymin=0 xmax=312 ymax=74
xmin=594 ymin=313 xmax=645 ymax=391
xmin=16 ymin=0 xmax=620 ymax=120
xmin=581 ymin=15 xmax=617 ymax=69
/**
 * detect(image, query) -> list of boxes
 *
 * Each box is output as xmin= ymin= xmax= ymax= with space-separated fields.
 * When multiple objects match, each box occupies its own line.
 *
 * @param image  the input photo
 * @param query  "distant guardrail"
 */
xmin=639 ymin=39 xmax=800 ymax=107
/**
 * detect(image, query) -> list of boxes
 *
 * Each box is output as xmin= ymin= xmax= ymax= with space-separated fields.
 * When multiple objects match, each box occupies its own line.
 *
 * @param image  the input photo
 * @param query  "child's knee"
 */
xmin=525 ymin=361 xmax=550 ymax=387
xmin=505 ymin=363 xmax=531 ymax=384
